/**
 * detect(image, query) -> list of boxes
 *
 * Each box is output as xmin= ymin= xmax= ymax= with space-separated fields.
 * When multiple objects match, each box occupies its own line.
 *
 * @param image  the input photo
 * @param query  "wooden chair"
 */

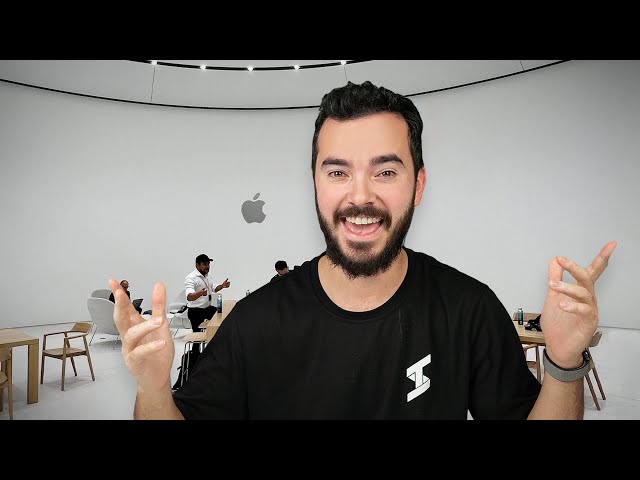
xmin=513 ymin=311 xmax=542 ymax=383
xmin=585 ymin=331 xmax=606 ymax=411
xmin=41 ymin=322 xmax=96 ymax=391
xmin=0 ymin=347 xmax=13 ymax=420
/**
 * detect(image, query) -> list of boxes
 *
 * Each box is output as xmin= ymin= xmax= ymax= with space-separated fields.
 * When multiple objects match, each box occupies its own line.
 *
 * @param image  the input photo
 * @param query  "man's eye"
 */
xmin=378 ymin=170 xmax=396 ymax=177
xmin=328 ymin=171 xmax=345 ymax=178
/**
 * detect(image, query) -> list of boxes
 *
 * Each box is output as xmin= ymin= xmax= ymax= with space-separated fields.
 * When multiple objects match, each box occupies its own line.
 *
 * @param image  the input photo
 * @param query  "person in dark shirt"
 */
xmin=270 ymin=260 xmax=289 ymax=282
xmin=109 ymin=81 xmax=616 ymax=420
xmin=109 ymin=279 xmax=141 ymax=314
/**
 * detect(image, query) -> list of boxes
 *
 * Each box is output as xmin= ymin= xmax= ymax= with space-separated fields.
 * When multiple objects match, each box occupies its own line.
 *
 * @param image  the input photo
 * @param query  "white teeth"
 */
xmin=345 ymin=216 xmax=381 ymax=225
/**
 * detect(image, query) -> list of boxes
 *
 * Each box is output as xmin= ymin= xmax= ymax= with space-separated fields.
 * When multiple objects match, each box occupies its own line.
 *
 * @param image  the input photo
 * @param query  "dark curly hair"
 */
xmin=311 ymin=81 xmax=424 ymax=179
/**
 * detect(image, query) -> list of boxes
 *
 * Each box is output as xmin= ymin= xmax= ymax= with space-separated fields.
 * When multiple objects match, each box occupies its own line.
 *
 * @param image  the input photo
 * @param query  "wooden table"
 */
xmin=198 ymin=300 xmax=237 ymax=344
xmin=513 ymin=321 xmax=546 ymax=345
xmin=0 ymin=329 xmax=40 ymax=404
xmin=513 ymin=321 xmax=545 ymax=383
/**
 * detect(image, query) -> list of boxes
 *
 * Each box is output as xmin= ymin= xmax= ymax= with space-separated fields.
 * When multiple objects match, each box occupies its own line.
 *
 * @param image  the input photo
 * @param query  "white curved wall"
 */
xmin=0 ymin=60 xmax=637 ymax=329
xmin=408 ymin=60 xmax=638 ymax=330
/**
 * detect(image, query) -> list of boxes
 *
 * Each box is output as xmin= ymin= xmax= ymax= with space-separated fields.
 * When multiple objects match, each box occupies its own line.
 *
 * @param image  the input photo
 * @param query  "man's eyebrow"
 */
xmin=370 ymin=154 xmax=405 ymax=167
xmin=320 ymin=154 xmax=406 ymax=169
xmin=320 ymin=157 xmax=350 ymax=169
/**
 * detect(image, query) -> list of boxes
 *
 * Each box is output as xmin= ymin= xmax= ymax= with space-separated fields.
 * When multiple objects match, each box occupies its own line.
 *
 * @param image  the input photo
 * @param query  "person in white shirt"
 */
xmin=183 ymin=253 xmax=231 ymax=365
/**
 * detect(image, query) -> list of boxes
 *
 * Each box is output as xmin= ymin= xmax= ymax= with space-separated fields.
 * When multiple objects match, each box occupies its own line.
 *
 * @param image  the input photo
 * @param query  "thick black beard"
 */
xmin=315 ymin=194 xmax=415 ymax=279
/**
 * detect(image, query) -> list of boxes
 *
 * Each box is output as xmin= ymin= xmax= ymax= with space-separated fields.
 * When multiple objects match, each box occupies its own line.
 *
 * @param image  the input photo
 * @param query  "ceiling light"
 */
xmin=294 ymin=65 xmax=300 ymax=70
xmin=247 ymin=66 xmax=254 ymax=71
xmin=200 ymin=65 xmax=207 ymax=70
xmin=151 ymin=60 xmax=157 ymax=66
xmin=340 ymin=60 xmax=347 ymax=65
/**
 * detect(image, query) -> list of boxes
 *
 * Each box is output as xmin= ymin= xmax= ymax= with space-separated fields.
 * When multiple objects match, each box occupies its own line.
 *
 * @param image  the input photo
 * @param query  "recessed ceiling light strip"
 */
xmin=132 ymin=60 xmax=370 ymax=71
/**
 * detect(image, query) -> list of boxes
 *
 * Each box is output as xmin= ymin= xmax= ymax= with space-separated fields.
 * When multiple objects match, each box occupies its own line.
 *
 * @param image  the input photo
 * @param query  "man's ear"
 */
xmin=414 ymin=167 xmax=426 ymax=206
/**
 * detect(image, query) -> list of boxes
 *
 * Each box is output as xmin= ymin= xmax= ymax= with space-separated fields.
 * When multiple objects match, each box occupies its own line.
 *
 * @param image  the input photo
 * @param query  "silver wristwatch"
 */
xmin=542 ymin=348 xmax=590 ymax=382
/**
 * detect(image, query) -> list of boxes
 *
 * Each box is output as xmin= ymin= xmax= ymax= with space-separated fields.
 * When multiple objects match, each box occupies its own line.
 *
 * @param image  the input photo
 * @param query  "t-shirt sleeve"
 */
xmin=172 ymin=309 xmax=248 ymax=419
xmin=467 ymin=287 xmax=541 ymax=420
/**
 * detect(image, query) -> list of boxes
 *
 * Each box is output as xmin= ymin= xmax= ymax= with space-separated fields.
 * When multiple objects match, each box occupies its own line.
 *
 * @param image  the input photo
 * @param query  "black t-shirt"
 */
xmin=173 ymin=248 xmax=541 ymax=419
xmin=270 ymin=270 xmax=291 ymax=283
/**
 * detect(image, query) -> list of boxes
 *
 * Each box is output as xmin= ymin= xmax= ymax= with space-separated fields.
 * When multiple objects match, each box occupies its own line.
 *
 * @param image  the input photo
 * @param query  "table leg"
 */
xmin=27 ymin=342 xmax=39 ymax=404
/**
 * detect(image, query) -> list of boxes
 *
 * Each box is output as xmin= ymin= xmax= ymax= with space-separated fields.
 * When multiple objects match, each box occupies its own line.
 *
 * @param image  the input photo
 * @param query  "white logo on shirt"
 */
xmin=406 ymin=354 xmax=431 ymax=402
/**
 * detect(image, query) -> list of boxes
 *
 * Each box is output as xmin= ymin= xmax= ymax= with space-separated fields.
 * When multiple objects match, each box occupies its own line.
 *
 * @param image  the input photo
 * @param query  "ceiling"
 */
xmin=0 ymin=60 xmax=564 ymax=109
xmin=160 ymin=60 xmax=346 ymax=68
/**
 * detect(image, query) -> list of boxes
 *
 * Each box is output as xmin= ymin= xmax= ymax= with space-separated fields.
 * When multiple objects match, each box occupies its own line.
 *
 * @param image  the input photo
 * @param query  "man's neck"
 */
xmin=318 ymin=248 xmax=408 ymax=312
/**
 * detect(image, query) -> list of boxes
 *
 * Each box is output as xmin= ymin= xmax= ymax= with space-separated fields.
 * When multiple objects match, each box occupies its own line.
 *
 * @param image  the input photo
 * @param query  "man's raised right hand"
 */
xmin=110 ymin=279 xmax=175 ymax=393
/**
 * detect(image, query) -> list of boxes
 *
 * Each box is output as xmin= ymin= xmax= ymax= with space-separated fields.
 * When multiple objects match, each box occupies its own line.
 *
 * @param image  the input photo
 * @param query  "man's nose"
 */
xmin=348 ymin=175 xmax=376 ymax=206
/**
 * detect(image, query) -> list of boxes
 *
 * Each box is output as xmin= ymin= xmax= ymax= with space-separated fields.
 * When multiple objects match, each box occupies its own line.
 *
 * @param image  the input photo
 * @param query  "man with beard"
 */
xmin=172 ymin=254 xmax=230 ymax=389
xmin=110 ymin=81 xmax=616 ymax=420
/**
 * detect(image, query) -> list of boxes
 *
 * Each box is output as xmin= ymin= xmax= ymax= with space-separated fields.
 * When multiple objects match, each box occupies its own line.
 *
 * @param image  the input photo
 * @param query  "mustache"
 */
xmin=332 ymin=205 xmax=392 ymax=227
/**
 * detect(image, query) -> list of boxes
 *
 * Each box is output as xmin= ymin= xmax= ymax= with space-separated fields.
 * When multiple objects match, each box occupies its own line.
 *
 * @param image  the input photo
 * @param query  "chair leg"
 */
xmin=61 ymin=356 xmax=67 ymax=391
xmin=174 ymin=317 xmax=187 ymax=339
xmin=535 ymin=347 xmax=541 ymax=383
xmin=89 ymin=326 xmax=97 ymax=346
xmin=592 ymin=366 xmax=606 ymax=400
xmin=585 ymin=372 xmax=600 ymax=411
xmin=0 ymin=386 xmax=3 ymax=412
xmin=81 ymin=337 xmax=96 ymax=382
xmin=40 ymin=353 xmax=46 ymax=384
xmin=86 ymin=352 xmax=96 ymax=382
xmin=182 ymin=342 xmax=191 ymax=384
xmin=70 ymin=357 xmax=78 ymax=377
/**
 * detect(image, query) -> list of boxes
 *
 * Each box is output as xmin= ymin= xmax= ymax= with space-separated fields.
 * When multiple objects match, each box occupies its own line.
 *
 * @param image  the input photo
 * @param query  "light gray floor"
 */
xmin=2 ymin=322 xmax=639 ymax=420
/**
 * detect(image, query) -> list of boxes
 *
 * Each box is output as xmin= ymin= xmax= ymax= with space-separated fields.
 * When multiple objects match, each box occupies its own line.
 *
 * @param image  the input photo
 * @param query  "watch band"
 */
xmin=543 ymin=348 xmax=590 ymax=382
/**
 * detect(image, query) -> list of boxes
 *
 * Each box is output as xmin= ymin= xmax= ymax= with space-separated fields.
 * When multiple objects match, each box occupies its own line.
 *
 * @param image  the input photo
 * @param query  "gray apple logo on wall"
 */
xmin=241 ymin=193 xmax=266 ymax=223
